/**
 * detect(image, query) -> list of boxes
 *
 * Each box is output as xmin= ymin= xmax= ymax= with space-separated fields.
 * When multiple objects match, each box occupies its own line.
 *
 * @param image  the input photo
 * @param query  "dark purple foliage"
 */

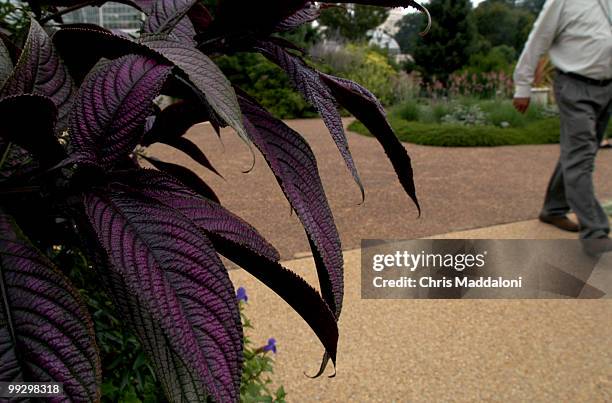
xmin=274 ymin=4 xmax=325 ymax=32
xmin=85 ymin=190 xmax=243 ymax=402
xmin=0 ymin=94 xmax=65 ymax=165
xmin=320 ymin=73 xmax=420 ymax=213
xmin=238 ymin=92 xmax=344 ymax=318
xmin=0 ymin=1 xmax=426 ymax=401
xmin=0 ymin=211 xmax=101 ymax=402
xmin=0 ymin=20 xmax=74 ymax=132
xmin=115 ymin=168 xmax=339 ymax=364
xmin=144 ymin=0 xmax=198 ymax=44
xmin=142 ymin=37 xmax=249 ymax=143
xmin=69 ymin=54 xmax=172 ymax=168
xmin=255 ymin=39 xmax=364 ymax=198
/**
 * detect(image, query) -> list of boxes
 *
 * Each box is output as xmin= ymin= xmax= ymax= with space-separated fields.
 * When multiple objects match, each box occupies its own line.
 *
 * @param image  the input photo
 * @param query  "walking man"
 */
xmin=513 ymin=0 xmax=612 ymax=255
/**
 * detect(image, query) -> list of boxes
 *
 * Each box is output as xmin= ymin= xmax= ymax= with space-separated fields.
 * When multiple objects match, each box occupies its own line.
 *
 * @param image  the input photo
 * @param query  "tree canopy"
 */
xmin=474 ymin=0 xmax=534 ymax=52
xmin=318 ymin=4 xmax=389 ymax=40
xmin=412 ymin=0 xmax=478 ymax=82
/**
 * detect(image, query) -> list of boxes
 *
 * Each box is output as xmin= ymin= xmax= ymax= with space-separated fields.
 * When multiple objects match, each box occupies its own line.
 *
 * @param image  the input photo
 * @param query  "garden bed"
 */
xmin=349 ymin=117 xmax=563 ymax=147
xmin=348 ymin=98 xmax=612 ymax=147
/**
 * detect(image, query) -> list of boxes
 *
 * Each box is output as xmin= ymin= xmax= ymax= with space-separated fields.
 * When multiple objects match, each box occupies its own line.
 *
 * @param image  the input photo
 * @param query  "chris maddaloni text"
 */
xmin=372 ymin=276 xmax=523 ymax=288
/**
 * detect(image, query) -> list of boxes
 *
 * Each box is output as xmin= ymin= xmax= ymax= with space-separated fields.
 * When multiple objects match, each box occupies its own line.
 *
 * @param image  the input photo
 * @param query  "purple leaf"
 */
xmin=53 ymin=29 xmax=232 ymax=144
xmin=238 ymin=93 xmax=344 ymax=319
xmin=255 ymin=40 xmax=364 ymax=199
xmin=0 ymin=95 xmax=65 ymax=166
xmin=76 ymin=227 xmax=211 ymax=402
xmin=214 ymin=0 xmax=309 ymax=33
xmin=106 ymin=267 xmax=211 ymax=401
xmin=187 ymin=3 xmax=213 ymax=33
xmin=141 ymin=37 xmax=249 ymax=145
xmin=0 ymin=39 xmax=12 ymax=87
xmin=0 ymin=142 xmax=37 ymax=180
xmin=0 ymin=211 xmax=101 ymax=401
xmin=144 ymin=0 xmax=197 ymax=45
xmin=161 ymin=136 xmax=222 ymax=177
xmin=84 ymin=190 xmax=243 ymax=403
xmin=0 ymin=19 xmax=74 ymax=132
xmin=52 ymin=26 xmax=152 ymax=83
xmin=113 ymin=271 xmax=209 ymax=400
xmin=141 ymin=99 xmax=211 ymax=145
xmin=274 ymin=3 xmax=322 ymax=32
xmin=69 ymin=54 xmax=172 ymax=168
xmin=115 ymin=169 xmax=339 ymax=365
xmin=139 ymin=155 xmax=220 ymax=202
xmin=320 ymin=73 xmax=420 ymax=213
xmin=117 ymin=169 xmax=278 ymax=260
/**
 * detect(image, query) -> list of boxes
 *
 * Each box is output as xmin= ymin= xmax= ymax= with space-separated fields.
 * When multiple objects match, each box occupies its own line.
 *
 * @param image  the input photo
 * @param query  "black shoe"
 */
xmin=582 ymin=238 xmax=612 ymax=257
xmin=539 ymin=214 xmax=580 ymax=232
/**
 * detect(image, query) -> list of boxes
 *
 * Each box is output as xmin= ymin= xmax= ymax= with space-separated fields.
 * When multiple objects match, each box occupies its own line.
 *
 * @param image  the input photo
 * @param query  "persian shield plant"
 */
xmin=0 ymin=0 xmax=427 ymax=401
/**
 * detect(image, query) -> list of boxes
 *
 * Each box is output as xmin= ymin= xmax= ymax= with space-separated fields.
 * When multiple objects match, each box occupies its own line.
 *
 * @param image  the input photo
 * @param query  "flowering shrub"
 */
xmin=310 ymin=41 xmax=414 ymax=105
xmin=421 ymin=70 xmax=514 ymax=99
xmin=0 ymin=0 xmax=424 ymax=402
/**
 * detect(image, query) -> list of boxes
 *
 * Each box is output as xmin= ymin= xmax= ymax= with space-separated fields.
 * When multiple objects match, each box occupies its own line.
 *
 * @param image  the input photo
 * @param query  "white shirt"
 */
xmin=513 ymin=0 xmax=612 ymax=98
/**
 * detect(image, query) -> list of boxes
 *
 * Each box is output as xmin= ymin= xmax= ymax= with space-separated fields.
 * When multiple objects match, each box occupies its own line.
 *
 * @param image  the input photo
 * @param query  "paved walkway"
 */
xmin=149 ymin=118 xmax=612 ymax=259
xmin=229 ymin=220 xmax=611 ymax=402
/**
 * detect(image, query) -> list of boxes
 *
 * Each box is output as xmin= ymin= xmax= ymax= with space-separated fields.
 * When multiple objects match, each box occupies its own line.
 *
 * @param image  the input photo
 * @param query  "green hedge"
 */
xmin=348 ymin=117 xmax=565 ymax=147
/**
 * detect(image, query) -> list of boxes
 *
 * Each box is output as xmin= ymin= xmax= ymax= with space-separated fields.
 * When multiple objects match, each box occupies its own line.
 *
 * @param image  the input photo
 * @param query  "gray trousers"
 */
xmin=542 ymin=73 xmax=612 ymax=239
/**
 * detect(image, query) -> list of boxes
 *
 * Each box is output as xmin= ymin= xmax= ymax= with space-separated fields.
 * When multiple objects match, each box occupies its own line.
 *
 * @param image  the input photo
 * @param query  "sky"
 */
xmin=398 ymin=0 xmax=486 ymax=16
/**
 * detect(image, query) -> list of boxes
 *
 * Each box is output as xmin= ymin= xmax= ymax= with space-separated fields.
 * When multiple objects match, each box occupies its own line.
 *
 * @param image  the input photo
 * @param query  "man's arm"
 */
xmin=513 ymin=0 xmax=564 ymax=112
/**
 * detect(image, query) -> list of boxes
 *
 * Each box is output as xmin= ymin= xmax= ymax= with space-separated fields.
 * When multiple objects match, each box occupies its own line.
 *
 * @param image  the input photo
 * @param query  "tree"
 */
xmin=473 ymin=0 xmax=534 ymax=53
xmin=519 ymin=0 xmax=546 ymax=14
xmin=394 ymin=11 xmax=427 ymax=54
xmin=412 ymin=0 xmax=478 ymax=83
xmin=318 ymin=4 xmax=389 ymax=40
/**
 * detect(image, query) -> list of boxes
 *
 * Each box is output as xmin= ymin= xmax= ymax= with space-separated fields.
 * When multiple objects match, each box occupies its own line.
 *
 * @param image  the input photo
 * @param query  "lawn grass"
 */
xmin=348 ymin=117 xmax=563 ymax=147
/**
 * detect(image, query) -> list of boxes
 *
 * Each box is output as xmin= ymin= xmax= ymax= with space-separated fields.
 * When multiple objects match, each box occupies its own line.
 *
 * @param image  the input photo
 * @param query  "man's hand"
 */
xmin=513 ymin=97 xmax=530 ymax=114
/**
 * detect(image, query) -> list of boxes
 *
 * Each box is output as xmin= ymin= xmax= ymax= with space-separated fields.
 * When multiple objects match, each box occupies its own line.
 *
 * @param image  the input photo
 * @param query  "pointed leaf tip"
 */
xmin=320 ymin=73 xmax=420 ymax=215
xmin=255 ymin=40 xmax=364 ymax=200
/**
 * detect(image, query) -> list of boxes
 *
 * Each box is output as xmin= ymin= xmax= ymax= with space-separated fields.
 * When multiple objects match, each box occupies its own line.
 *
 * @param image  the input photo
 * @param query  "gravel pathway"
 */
xmin=148 ymin=118 xmax=612 ymax=258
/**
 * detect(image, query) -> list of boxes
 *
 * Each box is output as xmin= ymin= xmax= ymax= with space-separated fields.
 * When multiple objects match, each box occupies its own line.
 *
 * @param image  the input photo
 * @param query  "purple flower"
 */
xmin=236 ymin=287 xmax=248 ymax=303
xmin=263 ymin=338 xmax=277 ymax=354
